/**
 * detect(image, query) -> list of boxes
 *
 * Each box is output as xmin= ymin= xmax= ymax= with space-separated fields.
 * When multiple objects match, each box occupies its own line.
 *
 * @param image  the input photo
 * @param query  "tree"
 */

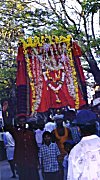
xmin=0 ymin=0 xmax=100 ymax=100
xmin=32 ymin=0 xmax=100 ymax=84
xmin=0 ymin=0 xmax=31 ymax=99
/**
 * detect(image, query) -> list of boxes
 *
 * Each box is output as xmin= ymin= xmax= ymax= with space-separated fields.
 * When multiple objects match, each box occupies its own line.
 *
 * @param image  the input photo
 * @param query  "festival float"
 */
xmin=16 ymin=34 xmax=87 ymax=121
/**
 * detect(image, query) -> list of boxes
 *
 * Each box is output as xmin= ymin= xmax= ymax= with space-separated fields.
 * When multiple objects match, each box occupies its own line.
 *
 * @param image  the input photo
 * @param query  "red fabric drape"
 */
xmin=73 ymin=41 xmax=86 ymax=83
xmin=16 ymin=46 xmax=27 ymax=86
xmin=16 ymin=42 xmax=86 ymax=114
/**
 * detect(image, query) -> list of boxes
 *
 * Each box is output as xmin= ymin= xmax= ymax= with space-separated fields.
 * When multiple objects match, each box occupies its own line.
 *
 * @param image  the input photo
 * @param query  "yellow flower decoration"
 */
xmin=66 ymin=36 xmax=79 ymax=109
xmin=27 ymin=37 xmax=33 ymax=47
xmin=26 ymin=58 xmax=36 ymax=112
xmin=19 ymin=35 xmax=80 ymax=110
xmin=41 ymin=36 xmax=45 ymax=44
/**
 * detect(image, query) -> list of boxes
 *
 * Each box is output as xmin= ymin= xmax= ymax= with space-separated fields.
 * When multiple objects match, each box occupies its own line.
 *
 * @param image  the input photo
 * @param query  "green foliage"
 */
xmin=82 ymin=0 xmax=99 ymax=15
xmin=0 ymin=0 xmax=100 ymax=100
xmin=0 ymin=66 xmax=16 ymax=100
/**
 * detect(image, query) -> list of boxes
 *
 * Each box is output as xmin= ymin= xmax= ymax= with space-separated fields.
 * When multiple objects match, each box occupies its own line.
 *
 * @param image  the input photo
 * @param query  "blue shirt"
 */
xmin=66 ymin=123 xmax=81 ymax=143
xmin=39 ymin=142 xmax=60 ymax=172
xmin=96 ymin=121 xmax=100 ymax=137
xmin=63 ymin=154 xmax=68 ymax=180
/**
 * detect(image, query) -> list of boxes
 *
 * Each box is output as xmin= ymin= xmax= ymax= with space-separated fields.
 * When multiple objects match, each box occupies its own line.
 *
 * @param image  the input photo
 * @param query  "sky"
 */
xmin=26 ymin=0 xmax=99 ymax=104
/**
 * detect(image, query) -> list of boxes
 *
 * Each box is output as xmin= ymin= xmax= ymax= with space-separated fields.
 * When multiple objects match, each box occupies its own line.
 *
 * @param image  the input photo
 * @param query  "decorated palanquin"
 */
xmin=16 ymin=35 xmax=87 ymax=117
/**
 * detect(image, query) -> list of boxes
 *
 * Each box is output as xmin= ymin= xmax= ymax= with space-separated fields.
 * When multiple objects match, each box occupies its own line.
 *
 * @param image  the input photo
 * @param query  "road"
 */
xmin=0 ymin=160 xmax=19 ymax=180
xmin=0 ymin=160 xmax=43 ymax=180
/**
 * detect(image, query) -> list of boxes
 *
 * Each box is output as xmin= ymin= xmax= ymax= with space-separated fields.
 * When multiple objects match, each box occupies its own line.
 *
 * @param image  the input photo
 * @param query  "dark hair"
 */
xmin=42 ymin=131 xmax=51 ymax=140
xmin=79 ymin=124 xmax=96 ymax=136
xmin=63 ymin=141 xmax=75 ymax=154
xmin=64 ymin=142 xmax=74 ymax=147
xmin=64 ymin=110 xmax=76 ymax=122
xmin=16 ymin=115 xmax=26 ymax=124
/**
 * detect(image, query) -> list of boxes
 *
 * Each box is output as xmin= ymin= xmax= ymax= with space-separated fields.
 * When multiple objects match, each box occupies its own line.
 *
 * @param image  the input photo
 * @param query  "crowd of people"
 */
xmin=2 ymin=107 xmax=100 ymax=180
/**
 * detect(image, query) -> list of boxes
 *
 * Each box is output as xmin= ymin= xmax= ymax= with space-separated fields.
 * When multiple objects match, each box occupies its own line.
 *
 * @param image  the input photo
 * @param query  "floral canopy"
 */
xmin=16 ymin=34 xmax=87 ymax=118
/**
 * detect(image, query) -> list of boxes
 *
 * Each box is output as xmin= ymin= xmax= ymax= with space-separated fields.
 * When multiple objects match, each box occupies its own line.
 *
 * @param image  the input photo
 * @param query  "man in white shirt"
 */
xmin=67 ymin=109 xmax=100 ymax=180
xmin=3 ymin=128 xmax=16 ymax=178
xmin=35 ymin=124 xmax=45 ymax=148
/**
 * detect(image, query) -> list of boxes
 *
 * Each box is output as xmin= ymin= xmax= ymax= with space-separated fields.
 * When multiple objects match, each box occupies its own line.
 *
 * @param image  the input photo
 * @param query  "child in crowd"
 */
xmin=63 ymin=140 xmax=75 ymax=180
xmin=39 ymin=131 xmax=61 ymax=180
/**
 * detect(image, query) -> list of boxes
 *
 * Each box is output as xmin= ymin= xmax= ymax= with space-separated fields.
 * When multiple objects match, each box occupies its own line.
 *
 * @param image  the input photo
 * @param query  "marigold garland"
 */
xmin=26 ymin=57 xmax=36 ymax=112
xmin=63 ymin=57 xmax=76 ymax=99
xmin=20 ymin=35 xmax=80 ymax=110
xmin=66 ymin=36 xmax=79 ymax=109
xmin=19 ymin=35 xmax=74 ymax=50
xmin=31 ymin=55 xmax=43 ymax=111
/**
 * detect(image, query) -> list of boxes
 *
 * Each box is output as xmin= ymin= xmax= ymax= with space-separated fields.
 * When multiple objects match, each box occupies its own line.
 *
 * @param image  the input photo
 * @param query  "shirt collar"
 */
xmin=81 ymin=135 xmax=99 ymax=141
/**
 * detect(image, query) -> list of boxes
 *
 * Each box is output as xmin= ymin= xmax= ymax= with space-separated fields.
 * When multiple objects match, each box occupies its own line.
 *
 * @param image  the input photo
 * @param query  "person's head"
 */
xmin=63 ymin=140 xmax=75 ymax=154
xmin=73 ymin=110 xmax=97 ymax=137
xmin=53 ymin=114 xmax=64 ymax=127
xmin=17 ymin=115 xmax=27 ymax=129
xmin=79 ymin=124 xmax=96 ymax=137
xmin=39 ymin=124 xmax=45 ymax=131
xmin=37 ymin=119 xmax=45 ymax=130
xmin=42 ymin=131 xmax=52 ymax=146
xmin=64 ymin=110 xmax=76 ymax=123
